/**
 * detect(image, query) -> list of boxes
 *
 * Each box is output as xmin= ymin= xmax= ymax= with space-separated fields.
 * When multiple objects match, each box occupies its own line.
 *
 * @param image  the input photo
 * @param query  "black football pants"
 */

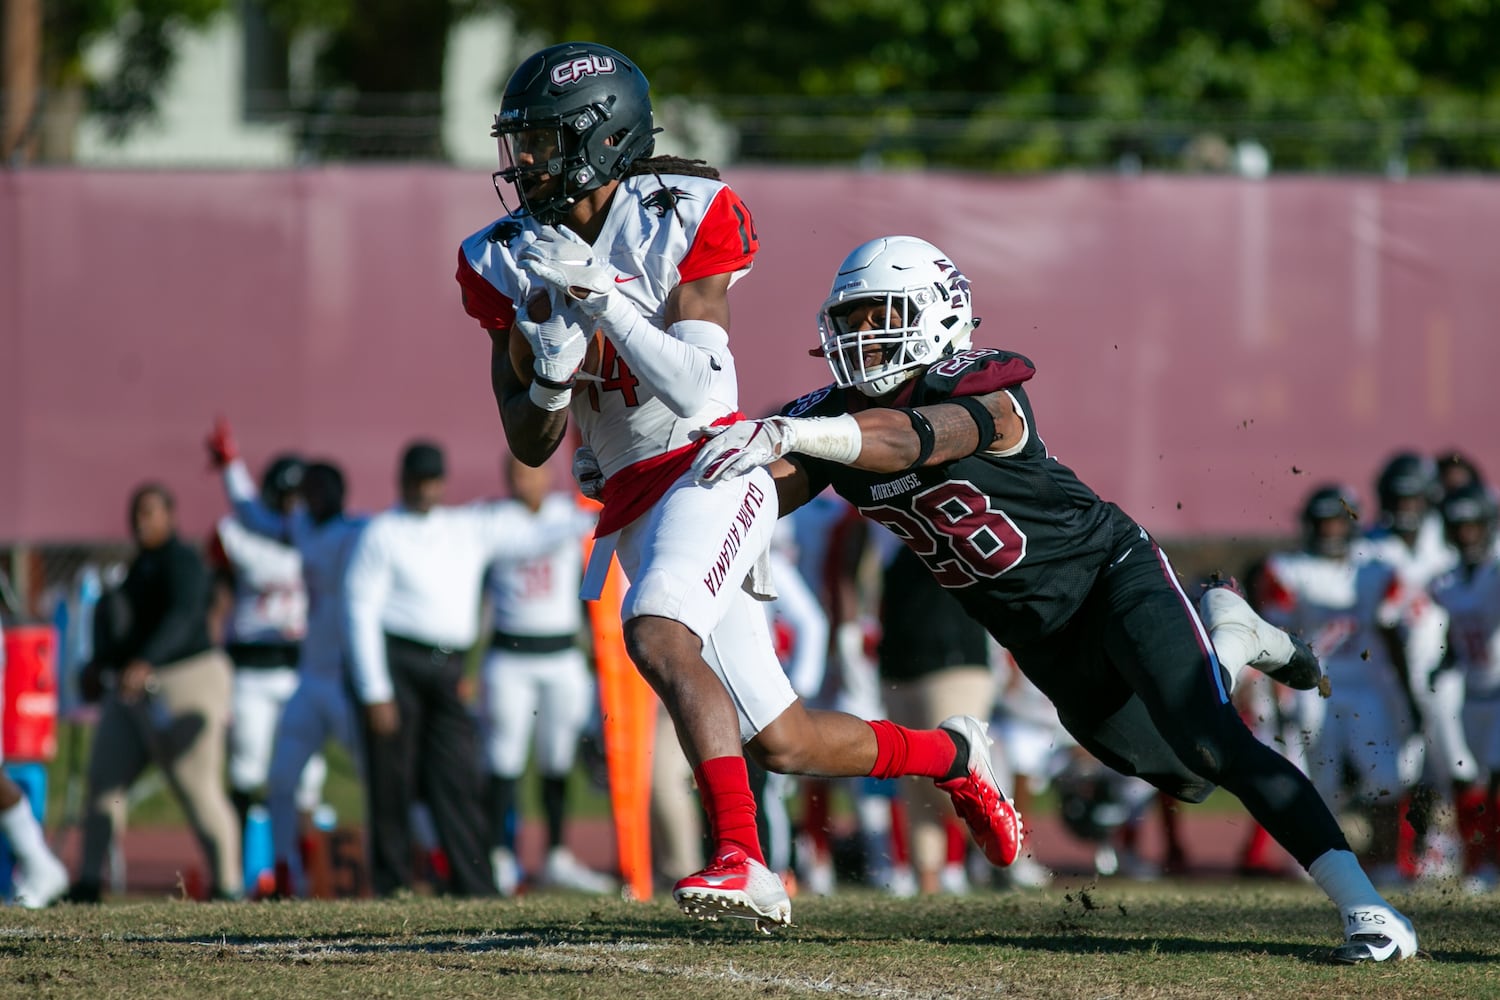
xmin=1009 ymin=523 xmax=1349 ymax=869
xmin=363 ymin=634 xmax=496 ymax=897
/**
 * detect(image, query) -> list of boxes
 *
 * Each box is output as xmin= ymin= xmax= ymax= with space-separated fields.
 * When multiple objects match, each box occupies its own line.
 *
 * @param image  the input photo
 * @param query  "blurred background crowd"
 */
xmin=2 ymin=437 xmax=1496 ymax=905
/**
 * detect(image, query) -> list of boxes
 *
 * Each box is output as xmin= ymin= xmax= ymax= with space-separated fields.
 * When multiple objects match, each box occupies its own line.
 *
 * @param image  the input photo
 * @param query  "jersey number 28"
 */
xmin=864 ymin=480 xmax=1026 ymax=587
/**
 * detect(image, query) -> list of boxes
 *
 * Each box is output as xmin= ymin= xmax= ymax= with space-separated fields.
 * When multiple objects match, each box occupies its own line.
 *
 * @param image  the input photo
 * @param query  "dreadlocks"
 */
xmin=625 ymin=155 xmax=721 ymax=180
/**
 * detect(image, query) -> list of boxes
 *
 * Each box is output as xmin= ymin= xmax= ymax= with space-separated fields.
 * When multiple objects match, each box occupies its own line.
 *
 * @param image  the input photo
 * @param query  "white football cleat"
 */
xmin=936 ymin=715 xmax=1023 ymax=867
xmin=491 ymin=846 xmax=520 ymax=897
xmin=1200 ymin=576 xmax=1325 ymax=692
xmin=540 ymin=846 xmax=618 ymax=895
xmin=1330 ymin=904 xmax=1419 ymax=963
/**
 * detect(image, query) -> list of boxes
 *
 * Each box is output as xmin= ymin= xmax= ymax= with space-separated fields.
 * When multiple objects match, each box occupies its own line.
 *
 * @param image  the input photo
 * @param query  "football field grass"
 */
xmin=3 ymin=880 xmax=1496 ymax=999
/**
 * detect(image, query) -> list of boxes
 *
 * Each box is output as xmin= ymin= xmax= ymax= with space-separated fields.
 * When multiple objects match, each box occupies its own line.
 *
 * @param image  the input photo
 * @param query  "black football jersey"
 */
xmin=785 ymin=349 xmax=1136 ymax=647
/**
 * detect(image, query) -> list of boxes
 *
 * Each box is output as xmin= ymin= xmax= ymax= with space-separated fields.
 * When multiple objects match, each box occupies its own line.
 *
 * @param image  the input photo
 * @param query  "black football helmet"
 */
xmin=491 ymin=42 xmax=659 ymax=225
xmin=1301 ymin=483 xmax=1360 ymax=558
xmin=260 ymin=453 xmax=306 ymax=513
xmin=1439 ymin=482 xmax=1497 ymax=566
xmin=1375 ymin=451 xmax=1439 ymax=533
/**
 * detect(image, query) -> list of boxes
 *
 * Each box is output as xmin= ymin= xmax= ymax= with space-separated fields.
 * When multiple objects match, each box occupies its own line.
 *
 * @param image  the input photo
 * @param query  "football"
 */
xmin=509 ymin=294 xmax=604 ymax=387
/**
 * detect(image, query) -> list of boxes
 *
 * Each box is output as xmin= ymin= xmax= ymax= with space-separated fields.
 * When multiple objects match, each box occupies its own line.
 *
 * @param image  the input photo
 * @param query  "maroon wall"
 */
xmin=3 ymin=169 xmax=1498 ymax=544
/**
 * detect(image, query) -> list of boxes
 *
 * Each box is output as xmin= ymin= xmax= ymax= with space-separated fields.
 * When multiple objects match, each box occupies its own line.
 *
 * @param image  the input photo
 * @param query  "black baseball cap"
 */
xmin=400 ymin=440 xmax=446 ymax=481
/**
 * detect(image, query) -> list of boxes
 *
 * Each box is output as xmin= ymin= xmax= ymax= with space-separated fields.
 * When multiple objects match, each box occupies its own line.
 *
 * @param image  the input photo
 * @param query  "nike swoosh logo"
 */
xmin=1109 ymin=546 xmax=1134 ymax=567
xmin=614 ymin=275 xmax=640 ymax=284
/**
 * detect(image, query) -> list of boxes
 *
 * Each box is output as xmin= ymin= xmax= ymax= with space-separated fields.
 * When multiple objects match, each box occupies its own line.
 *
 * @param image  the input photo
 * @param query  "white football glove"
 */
xmin=690 ymin=417 xmax=796 ymax=486
xmin=516 ymin=301 xmax=588 ymax=385
xmin=517 ymin=226 xmax=616 ymax=318
xmin=572 ymin=445 xmax=606 ymax=502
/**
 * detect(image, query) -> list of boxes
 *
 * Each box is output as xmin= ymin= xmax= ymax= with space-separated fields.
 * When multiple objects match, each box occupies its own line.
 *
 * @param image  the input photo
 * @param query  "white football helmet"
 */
xmin=817 ymin=235 xmax=978 ymax=397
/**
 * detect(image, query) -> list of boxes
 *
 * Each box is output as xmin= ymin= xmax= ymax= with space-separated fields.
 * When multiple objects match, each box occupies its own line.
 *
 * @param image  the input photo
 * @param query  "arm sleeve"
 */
xmin=216 ymin=517 xmax=303 ymax=590
xmin=594 ymin=306 xmax=736 ymax=418
xmin=136 ymin=547 xmax=209 ymax=667
xmin=344 ymin=523 xmax=394 ymax=704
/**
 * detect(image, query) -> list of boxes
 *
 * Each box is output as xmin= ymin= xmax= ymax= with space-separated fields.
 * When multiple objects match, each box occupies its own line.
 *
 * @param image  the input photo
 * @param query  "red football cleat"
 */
xmin=936 ymin=715 xmax=1023 ymax=867
xmin=672 ymin=847 xmax=791 ymax=933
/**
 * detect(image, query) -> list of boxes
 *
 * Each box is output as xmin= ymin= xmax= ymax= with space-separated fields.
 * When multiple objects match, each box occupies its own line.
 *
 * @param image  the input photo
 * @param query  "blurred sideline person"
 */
xmin=480 ymin=455 xmax=612 ymax=896
xmin=1364 ymin=452 xmax=1466 ymax=873
xmin=211 ymin=424 xmax=368 ymax=897
xmin=70 ymin=484 xmax=241 ymax=902
xmin=877 ymin=545 xmax=995 ymax=895
xmin=1428 ymin=484 xmax=1500 ymax=890
xmin=690 ymin=234 xmax=1418 ymax=962
xmin=206 ymin=449 xmax=327 ymax=865
xmin=1259 ymin=485 xmax=1421 ymax=884
xmin=0 ymin=617 xmax=69 ymax=908
xmin=755 ymin=519 xmax=829 ymax=886
xmin=462 ymin=42 xmax=1020 ymax=930
xmin=345 ymin=441 xmax=585 ymax=897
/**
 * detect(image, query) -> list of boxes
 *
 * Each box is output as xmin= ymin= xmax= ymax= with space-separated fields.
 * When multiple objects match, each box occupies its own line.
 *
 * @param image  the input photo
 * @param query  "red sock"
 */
xmin=888 ymin=796 xmax=910 ymax=865
xmin=804 ymin=780 xmax=831 ymax=855
xmin=946 ymin=818 xmax=967 ymax=865
xmin=1239 ymin=823 xmax=1274 ymax=869
xmin=867 ymin=719 xmax=960 ymax=779
xmin=694 ymin=756 xmax=765 ymax=865
xmin=1455 ymin=787 xmax=1487 ymax=873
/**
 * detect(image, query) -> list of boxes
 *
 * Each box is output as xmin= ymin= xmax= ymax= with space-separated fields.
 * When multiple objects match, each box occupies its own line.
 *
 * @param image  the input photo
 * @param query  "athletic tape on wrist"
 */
xmin=528 ymin=379 xmax=573 ymax=411
xmin=901 ymin=408 xmax=937 ymax=469
xmin=948 ymin=395 xmax=997 ymax=453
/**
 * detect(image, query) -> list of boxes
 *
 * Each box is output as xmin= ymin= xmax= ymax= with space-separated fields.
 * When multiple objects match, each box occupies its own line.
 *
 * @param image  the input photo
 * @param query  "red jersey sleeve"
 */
xmin=678 ymin=186 xmax=759 ymax=284
xmin=455 ymin=246 xmax=517 ymax=331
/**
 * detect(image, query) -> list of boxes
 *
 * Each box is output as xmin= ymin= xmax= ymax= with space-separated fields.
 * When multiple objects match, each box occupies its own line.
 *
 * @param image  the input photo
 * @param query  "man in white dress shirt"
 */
xmin=345 ymin=440 xmax=588 ymax=896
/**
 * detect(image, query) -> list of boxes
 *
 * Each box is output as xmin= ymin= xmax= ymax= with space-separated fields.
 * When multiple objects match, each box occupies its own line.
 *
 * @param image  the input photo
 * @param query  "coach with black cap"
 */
xmin=345 ymin=439 xmax=587 ymax=897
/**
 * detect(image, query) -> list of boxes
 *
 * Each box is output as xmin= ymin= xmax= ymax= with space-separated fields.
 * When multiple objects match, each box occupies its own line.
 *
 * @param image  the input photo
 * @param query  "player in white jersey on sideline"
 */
xmin=207 ymin=449 xmax=329 ymax=883
xmin=481 ymin=454 xmax=614 ymax=897
xmin=209 ymin=422 xmax=366 ymax=897
xmin=1427 ymin=483 xmax=1500 ymax=891
xmin=458 ymin=41 xmax=1021 ymax=930
xmin=1258 ymin=484 xmax=1421 ymax=885
xmin=1362 ymin=452 xmax=1470 ymax=875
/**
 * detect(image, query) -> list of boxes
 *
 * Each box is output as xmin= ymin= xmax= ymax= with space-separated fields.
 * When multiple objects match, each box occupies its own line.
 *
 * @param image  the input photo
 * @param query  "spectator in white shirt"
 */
xmin=344 ymin=440 xmax=586 ymax=897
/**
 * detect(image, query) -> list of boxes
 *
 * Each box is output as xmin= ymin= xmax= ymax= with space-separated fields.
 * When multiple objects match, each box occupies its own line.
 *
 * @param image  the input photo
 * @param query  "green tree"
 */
xmin=44 ymin=0 xmax=230 ymax=145
xmin=498 ymin=0 xmax=1500 ymax=171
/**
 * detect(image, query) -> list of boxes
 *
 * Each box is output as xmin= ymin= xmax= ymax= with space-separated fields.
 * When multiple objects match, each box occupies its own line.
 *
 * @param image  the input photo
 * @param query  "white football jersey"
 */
xmin=458 ymin=172 xmax=758 ymax=532
xmin=1428 ymin=559 xmax=1500 ymax=699
xmin=484 ymin=494 xmax=587 ymax=638
xmin=1261 ymin=549 xmax=1405 ymax=693
xmin=214 ymin=516 xmax=307 ymax=646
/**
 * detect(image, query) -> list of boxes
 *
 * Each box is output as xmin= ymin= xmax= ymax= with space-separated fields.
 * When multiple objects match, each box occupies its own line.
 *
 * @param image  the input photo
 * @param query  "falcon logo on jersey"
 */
xmin=550 ymin=54 xmax=617 ymax=86
xmin=486 ymin=220 xmax=524 ymax=246
xmin=643 ymin=186 xmax=690 ymax=218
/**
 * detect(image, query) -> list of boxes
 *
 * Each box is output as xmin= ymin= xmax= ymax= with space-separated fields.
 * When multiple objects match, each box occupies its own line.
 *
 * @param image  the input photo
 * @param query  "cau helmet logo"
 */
xmin=550 ymin=55 xmax=617 ymax=86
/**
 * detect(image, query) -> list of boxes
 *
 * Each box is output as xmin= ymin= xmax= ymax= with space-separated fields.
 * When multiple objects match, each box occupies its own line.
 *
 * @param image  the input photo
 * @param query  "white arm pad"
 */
xmin=596 ymin=295 xmax=734 ymax=417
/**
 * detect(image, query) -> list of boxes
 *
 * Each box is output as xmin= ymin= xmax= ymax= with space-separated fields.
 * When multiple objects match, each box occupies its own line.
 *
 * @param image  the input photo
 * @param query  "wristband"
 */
xmin=528 ymin=380 xmax=573 ymax=411
xmin=948 ymin=395 xmax=997 ymax=453
xmin=900 ymin=409 xmax=937 ymax=469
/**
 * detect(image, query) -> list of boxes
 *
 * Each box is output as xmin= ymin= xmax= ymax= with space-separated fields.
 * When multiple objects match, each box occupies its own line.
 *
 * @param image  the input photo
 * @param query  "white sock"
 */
xmin=0 ymin=799 xmax=51 ymax=868
xmin=1308 ymin=849 xmax=1386 ymax=913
